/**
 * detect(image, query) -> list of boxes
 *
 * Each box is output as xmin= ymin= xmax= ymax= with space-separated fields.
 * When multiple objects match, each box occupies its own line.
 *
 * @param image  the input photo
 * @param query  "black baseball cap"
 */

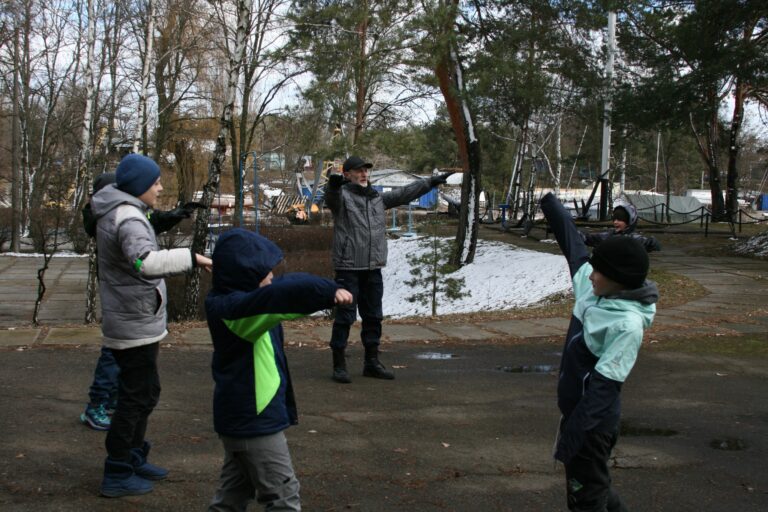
xmin=343 ymin=156 xmax=373 ymax=173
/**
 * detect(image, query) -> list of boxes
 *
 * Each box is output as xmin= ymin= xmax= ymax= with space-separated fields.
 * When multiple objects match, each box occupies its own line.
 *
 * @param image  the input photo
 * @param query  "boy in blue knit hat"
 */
xmin=541 ymin=192 xmax=658 ymax=512
xmin=91 ymin=153 xmax=212 ymax=497
xmin=205 ymin=228 xmax=352 ymax=511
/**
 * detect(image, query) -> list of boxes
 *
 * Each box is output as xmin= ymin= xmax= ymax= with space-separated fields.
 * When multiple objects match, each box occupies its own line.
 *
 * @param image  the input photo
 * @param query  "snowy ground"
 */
xmin=734 ymin=230 xmax=768 ymax=258
xmin=382 ymin=236 xmax=571 ymax=318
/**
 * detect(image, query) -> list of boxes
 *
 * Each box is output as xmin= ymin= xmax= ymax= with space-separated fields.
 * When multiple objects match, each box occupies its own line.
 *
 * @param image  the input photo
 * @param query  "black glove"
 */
xmin=181 ymin=201 xmax=205 ymax=216
xmin=429 ymin=172 xmax=454 ymax=187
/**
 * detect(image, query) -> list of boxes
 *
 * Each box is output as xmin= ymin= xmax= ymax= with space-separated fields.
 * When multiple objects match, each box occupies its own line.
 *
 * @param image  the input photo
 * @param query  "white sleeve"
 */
xmin=140 ymin=248 xmax=194 ymax=277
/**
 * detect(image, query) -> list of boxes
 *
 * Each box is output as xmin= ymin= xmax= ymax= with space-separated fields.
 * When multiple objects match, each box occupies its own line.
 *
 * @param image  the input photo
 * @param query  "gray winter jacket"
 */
xmin=325 ymin=175 xmax=432 ymax=270
xmin=91 ymin=184 xmax=195 ymax=349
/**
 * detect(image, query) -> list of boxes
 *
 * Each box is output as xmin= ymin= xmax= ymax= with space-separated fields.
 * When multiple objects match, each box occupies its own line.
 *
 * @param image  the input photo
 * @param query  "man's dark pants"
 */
xmin=105 ymin=342 xmax=161 ymax=461
xmin=329 ymin=269 xmax=383 ymax=350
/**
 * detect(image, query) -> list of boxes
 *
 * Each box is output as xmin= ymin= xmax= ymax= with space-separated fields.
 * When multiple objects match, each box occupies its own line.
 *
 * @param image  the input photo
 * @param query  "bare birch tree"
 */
xmin=182 ymin=0 xmax=252 ymax=319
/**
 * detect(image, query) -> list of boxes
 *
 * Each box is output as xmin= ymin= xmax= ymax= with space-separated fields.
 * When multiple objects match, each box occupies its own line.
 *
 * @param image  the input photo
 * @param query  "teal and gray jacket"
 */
xmin=541 ymin=193 xmax=658 ymax=464
xmin=205 ymin=228 xmax=340 ymax=437
xmin=91 ymin=184 xmax=195 ymax=349
xmin=324 ymin=174 xmax=433 ymax=270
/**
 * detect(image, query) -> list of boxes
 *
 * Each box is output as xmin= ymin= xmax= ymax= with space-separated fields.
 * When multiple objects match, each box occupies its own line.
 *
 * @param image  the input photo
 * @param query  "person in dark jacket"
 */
xmin=581 ymin=203 xmax=660 ymax=252
xmin=541 ymin=193 xmax=658 ymax=512
xmin=205 ymin=228 xmax=352 ymax=511
xmin=91 ymin=154 xmax=212 ymax=498
xmin=80 ymin=172 xmax=204 ymax=431
xmin=324 ymin=156 xmax=453 ymax=383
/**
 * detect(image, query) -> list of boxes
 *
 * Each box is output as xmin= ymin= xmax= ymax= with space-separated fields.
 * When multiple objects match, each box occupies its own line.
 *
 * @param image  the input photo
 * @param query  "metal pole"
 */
xmin=599 ymin=11 xmax=616 ymax=201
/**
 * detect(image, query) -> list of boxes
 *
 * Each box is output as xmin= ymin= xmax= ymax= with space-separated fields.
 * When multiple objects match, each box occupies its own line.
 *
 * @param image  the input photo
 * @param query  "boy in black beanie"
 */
xmin=540 ymin=192 xmax=659 ymax=512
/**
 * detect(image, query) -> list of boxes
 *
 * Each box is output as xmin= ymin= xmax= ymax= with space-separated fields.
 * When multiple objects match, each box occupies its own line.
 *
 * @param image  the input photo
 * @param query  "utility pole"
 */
xmin=599 ymin=11 xmax=616 ymax=220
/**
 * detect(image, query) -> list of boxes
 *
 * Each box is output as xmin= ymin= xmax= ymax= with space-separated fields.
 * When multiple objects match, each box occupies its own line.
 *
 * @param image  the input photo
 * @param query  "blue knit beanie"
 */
xmin=116 ymin=154 xmax=161 ymax=197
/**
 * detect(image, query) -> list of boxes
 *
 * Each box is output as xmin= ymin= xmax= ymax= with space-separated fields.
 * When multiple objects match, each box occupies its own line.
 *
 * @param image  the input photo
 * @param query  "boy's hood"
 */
xmin=616 ymin=203 xmax=638 ymax=234
xmin=606 ymin=279 xmax=658 ymax=305
xmin=212 ymin=228 xmax=283 ymax=293
xmin=90 ymin=184 xmax=147 ymax=220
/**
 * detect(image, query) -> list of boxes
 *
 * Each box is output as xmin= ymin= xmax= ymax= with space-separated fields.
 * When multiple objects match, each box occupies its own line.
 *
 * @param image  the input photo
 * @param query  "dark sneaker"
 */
xmin=101 ymin=458 xmax=153 ymax=498
xmin=363 ymin=360 xmax=395 ymax=380
xmin=332 ymin=367 xmax=352 ymax=384
xmin=81 ymin=403 xmax=111 ymax=431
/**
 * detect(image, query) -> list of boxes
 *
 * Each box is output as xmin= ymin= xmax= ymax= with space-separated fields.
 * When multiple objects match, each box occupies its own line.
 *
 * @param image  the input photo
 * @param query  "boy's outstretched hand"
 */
xmin=196 ymin=254 xmax=213 ymax=273
xmin=335 ymin=288 xmax=353 ymax=305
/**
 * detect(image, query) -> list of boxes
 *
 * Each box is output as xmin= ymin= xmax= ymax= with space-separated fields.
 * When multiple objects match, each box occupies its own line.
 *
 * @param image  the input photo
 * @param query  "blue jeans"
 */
xmin=329 ymin=269 xmax=383 ymax=351
xmin=88 ymin=346 xmax=119 ymax=407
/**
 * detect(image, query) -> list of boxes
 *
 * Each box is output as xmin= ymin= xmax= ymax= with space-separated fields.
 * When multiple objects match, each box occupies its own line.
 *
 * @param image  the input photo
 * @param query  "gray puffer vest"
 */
xmin=91 ymin=185 xmax=168 ymax=349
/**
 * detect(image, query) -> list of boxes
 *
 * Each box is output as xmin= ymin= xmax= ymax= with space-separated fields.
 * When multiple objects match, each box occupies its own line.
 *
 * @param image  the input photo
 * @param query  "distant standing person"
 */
xmin=581 ymin=203 xmax=660 ymax=252
xmin=90 ymin=154 xmax=212 ymax=497
xmin=541 ymin=192 xmax=658 ymax=511
xmin=324 ymin=156 xmax=453 ymax=383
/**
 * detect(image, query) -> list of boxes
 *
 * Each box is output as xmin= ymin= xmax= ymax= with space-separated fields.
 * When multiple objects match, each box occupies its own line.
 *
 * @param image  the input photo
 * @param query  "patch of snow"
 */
xmin=734 ymin=230 xmax=768 ymax=258
xmin=382 ymin=237 xmax=571 ymax=318
xmin=1 ymin=252 xmax=87 ymax=258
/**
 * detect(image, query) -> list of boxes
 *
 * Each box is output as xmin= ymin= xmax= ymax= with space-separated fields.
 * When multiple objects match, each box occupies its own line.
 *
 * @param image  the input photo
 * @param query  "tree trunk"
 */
xmin=689 ymin=109 xmax=726 ymax=220
xmin=353 ymin=2 xmax=369 ymax=147
xmin=435 ymin=43 xmax=480 ymax=267
xmin=726 ymin=79 xmax=745 ymax=217
xmin=10 ymin=25 xmax=21 ymax=252
xmin=182 ymin=0 xmax=251 ymax=320
xmin=133 ymin=0 xmax=155 ymax=154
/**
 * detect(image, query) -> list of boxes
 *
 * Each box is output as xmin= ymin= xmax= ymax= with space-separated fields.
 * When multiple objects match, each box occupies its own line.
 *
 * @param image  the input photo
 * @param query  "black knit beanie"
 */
xmin=589 ymin=236 xmax=649 ymax=289
xmin=612 ymin=206 xmax=630 ymax=224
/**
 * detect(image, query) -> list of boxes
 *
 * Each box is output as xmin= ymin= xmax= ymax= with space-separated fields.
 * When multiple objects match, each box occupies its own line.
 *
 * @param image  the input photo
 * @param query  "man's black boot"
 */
xmin=332 ymin=348 xmax=351 ymax=384
xmin=363 ymin=346 xmax=395 ymax=380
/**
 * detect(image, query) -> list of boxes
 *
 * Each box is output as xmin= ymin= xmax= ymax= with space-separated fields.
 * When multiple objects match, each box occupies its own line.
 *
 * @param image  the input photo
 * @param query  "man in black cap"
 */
xmin=540 ymin=192 xmax=658 ymax=512
xmin=324 ymin=156 xmax=452 ymax=383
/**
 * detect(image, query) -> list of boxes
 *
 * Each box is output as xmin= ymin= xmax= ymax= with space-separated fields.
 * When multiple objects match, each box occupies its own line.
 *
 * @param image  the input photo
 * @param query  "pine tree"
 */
xmin=405 ymin=227 xmax=469 ymax=317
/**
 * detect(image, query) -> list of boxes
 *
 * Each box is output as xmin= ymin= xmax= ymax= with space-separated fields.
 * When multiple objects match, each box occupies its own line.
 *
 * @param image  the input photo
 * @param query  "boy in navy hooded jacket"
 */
xmin=205 ymin=228 xmax=352 ymax=511
xmin=541 ymin=193 xmax=658 ymax=512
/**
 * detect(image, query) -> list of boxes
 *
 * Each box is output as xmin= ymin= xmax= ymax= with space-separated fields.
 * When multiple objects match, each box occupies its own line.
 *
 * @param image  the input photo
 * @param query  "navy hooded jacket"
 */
xmin=205 ymin=229 xmax=340 ymax=437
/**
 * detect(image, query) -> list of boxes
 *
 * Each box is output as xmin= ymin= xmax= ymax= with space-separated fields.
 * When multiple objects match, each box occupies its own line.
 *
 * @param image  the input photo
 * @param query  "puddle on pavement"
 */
xmin=620 ymin=421 xmax=678 ymax=437
xmin=415 ymin=352 xmax=458 ymax=360
xmin=709 ymin=438 xmax=747 ymax=451
xmin=496 ymin=364 xmax=556 ymax=374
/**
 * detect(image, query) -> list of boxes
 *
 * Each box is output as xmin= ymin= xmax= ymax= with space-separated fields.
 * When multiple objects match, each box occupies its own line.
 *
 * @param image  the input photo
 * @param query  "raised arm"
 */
xmin=323 ymin=173 xmax=344 ymax=214
xmin=540 ymin=193 xmax=590 ymax=277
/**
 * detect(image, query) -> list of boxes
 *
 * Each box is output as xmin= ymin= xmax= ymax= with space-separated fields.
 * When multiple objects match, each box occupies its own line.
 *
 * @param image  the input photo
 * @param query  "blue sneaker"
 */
xmin=80 ymin=403 xmax=111 ymax=431
xmin=101 ymin=457 xmax=153 ymax=498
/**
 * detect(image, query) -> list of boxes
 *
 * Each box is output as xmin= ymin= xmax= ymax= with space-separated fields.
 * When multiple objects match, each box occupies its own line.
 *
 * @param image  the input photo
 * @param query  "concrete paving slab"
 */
xmin=0 ymin=328 xmax=40 ymax=346
xmin=482 ymin=319 xmax=557 ymax=338
xmin=530 ymin=317 xmax=570 ymax=332
xmin=178 ymin=327 xmax=212 ymax=345
xmin=424 ymin=323 xmax=497 ymax=340
xmin=42 ymin=327 xmax=102 ymax=345
xmin=382 ymin=324 xmax=445 ymax=342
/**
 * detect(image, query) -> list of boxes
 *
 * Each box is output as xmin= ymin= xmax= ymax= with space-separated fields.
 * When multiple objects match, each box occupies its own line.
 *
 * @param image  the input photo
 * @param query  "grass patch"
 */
xmin=647 ymin=334 xmax=768 ymax=357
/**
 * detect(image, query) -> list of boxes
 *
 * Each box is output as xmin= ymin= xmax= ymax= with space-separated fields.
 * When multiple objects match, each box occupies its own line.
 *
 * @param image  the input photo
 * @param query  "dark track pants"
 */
xmin=564 ymin=429 xmax=627 ymax=512
xmin=329 ymin=269 xmax=383 ymax=351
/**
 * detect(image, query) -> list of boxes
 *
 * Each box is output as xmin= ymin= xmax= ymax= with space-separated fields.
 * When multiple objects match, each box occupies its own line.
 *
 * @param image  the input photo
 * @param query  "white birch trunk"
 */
xmin=183 ymin=0 xmax=252 ymax=319
xmin=133 ymin=0 xmax=156 ymax=153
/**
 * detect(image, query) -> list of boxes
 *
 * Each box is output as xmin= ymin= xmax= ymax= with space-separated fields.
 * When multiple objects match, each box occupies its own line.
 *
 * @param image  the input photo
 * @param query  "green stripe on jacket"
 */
xmin=223 ymin=313 xmax=303 ymax=414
